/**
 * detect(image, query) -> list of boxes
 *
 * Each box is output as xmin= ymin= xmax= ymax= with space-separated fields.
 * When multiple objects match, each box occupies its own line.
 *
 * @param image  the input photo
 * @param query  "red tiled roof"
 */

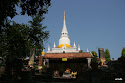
xmin=44 ymin=52 xmax=93 ymax=59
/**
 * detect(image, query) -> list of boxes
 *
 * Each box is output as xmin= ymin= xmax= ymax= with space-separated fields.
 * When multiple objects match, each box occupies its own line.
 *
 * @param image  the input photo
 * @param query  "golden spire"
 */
xmin=64 ymin=10 xmax=65 ymax=21
xmin=42 ymin=49 xmax=45 ymax=55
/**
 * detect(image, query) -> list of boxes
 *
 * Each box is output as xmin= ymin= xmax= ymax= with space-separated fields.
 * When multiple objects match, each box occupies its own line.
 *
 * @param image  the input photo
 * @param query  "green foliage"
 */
xmin=34 ymin=65 xmax=38 ymax=69
xmin=28 ymin=15 xmax=49 ymax=56
xmin=91 ymin=51 xmax=98 ymax=63
xmin=0 ymin=0 xmax=51 ymax=28
xmin=0 ymin=0 xmax=51 ymax=59
xmin=1 ymin=15 xmax=49 ymax=59
xmin=104 ymin=49 xmax=111 ymax=63
xmin=121 ymin=48 xmax=125 ymax=57
xmin=79 ymin=50 xmax=83 ymax=53
xmin=0 ymin=0 xmax=18 ymax=27
xmin=1 ymin=22 xmax=31 ymax=59
xmin=0 ymin=0 xmax=51 ymax=76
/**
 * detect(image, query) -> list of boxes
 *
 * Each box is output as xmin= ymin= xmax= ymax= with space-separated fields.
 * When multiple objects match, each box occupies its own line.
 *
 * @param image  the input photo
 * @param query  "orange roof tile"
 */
xmin=44 ymin=52 xmax=93 ymax=59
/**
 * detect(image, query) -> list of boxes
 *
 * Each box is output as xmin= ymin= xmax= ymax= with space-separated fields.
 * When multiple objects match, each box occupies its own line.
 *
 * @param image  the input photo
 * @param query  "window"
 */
xmin=63 ymin=51 xmax=65 ymax=53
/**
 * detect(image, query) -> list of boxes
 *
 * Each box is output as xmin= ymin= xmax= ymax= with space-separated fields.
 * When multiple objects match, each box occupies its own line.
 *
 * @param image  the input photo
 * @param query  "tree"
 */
xmin=79 ymin=50 xmax=83 ymax=53
xmin=28 ymin=14 xmax=49 ymax=56
xmin=1 ymin=22 xmax=30 ymax=59
xmin=1 ymin=15 xmax=49 ymax=57
xmin=0 ymin=0 xmax=51 ymax=29
xmin=1 ymin=22 xmax=31 ymax=75
xmin=0 ymin=0 xmax=51 ymax=60
xmin=121 ymin=48 xmax=125 ymax=57
xmin=91 ymin=51 xmax=98 ymax=63
xmin=1 ymin=15 xmax=49 ymax=76
xmin=0 ymin=0 xmax=51 ymax=76
xmin=104 ymin=49 xmax=111 ymax=63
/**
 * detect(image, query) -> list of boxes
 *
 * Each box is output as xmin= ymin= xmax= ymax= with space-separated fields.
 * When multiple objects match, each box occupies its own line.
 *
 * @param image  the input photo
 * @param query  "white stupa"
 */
xmin=47 ymin=11 xmax=80 ymax=53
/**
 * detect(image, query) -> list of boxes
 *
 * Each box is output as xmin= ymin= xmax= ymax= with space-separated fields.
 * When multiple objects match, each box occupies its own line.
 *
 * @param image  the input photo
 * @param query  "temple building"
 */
xmin=42 ymin=11 xmax=93 ymax=77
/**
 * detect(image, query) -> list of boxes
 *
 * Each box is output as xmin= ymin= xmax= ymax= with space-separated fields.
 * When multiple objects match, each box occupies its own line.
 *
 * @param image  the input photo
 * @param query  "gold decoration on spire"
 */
xmin=42 ymin=50 xmax=45 ymax=55
xmin=64 ymin=10 xmax=65 ymax=21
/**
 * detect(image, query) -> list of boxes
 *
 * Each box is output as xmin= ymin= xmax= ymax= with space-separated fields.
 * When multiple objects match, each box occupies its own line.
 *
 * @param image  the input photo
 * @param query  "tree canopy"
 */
xmin=0 ymin=0 xmax=51 ymax=76
xmin=79 ymin=50 xmax=83 ymax=53
xmin=121 ymin=48 xmax=125 ymax=57
xmin=1 ymin=22 xmax=30 ymax=59
xmin=104 ymin=49 xmax=111 ymax=63
xmin=91 ymin=51 xmax=98 ymax=63
xmin=0 ymin=0 xmax=51 ymax=29
xmin=0 ymin=0 xmax=51 ymax=59
xmin=28 ymin=15 xmax=49 ymax=56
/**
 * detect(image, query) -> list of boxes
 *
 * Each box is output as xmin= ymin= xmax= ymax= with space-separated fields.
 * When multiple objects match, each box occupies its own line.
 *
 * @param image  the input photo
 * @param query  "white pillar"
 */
xmin=54 ymin=42 xmax=56 ymax=48
xmin=87 ymin=58 xmax=92 ymax=68
xmin=78 ymin=44 xmax=80 ymax=50
xmin=87 ymin=48 xmax=89 ymax=52
xmin=48 ymin=45 xmax=50 ymax=51
xmin=28 ymin=48 xmax=35 ymax=66
xmin=43 ymin=59 xmax=45 ymax=65
xmin=73 ymin=42 xmax=76 ymax=47
xmin=43 ymin=59 xmax=49 ymax=68
xmin=46 ymin=59 xmax=49 ymax=68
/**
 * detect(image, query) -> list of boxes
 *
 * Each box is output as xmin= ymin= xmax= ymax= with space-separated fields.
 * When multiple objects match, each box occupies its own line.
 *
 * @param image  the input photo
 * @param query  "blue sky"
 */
xmin=12 ymin=0 xmax=125 ymax=60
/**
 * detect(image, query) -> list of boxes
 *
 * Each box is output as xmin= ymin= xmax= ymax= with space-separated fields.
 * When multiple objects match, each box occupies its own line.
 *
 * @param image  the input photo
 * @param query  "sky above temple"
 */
xmin=12 ymin=0 xmax=125 ymax=60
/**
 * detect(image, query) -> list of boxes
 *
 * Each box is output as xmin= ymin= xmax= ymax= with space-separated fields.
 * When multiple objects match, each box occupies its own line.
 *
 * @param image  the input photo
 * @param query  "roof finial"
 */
xmin=53 ymin=42 xmax=56 ymax=48
xmin=48 ymin=45 xmax=50 ymax=51
xmin=61 ymin=10 xmax=68 ymax=34
xmin=78 ymin=44 xmax=80 ymax=50
xmin=74 ymin=42 xmax=76 ymax=47
xmin=64 ymin=10 xmax=65 ymax=21
xmin=42 ymin=49 xmax=45 ymax=56
xmin=87 ymin=48 xmax=89 ymax=52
